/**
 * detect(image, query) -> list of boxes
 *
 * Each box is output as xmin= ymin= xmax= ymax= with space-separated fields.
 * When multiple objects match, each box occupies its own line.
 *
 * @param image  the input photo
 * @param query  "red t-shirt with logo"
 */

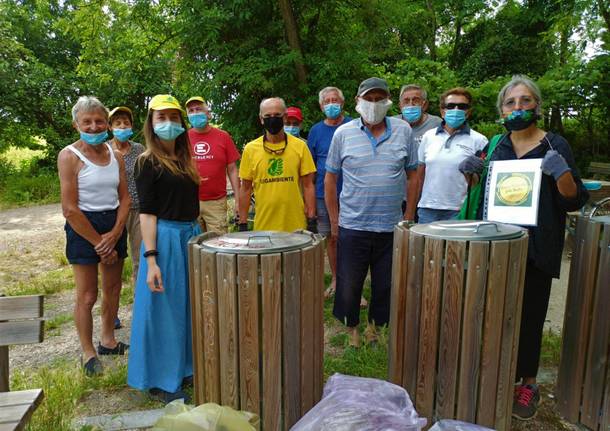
xmin=188 ymin=127 xmax=241 ymax=201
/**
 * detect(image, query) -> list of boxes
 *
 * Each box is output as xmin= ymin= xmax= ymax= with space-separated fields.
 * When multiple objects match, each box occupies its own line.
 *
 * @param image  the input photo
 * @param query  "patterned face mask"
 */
xmin=500 ymin=109 xmax=537 ymax=131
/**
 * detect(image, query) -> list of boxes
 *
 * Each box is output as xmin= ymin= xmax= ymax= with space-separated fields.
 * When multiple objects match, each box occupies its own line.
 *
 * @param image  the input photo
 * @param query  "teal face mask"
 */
xmin=444 ymin=109 xmax=466 ymax=129
xmin=113 ymin=128 xmax=133 ymax=142
xmin=188 ymin=113 xmax=208 ymax=129
xmin=154 ymin=121 xmax=185 ymax=140
xmin=284 ymin=125 xmax=300 ymax=136
xmin=323 ymin=103 xmax=342 ymax=119
xmin=402 ymin=106 xmax=422 ymax=123
xmin=80 ymin=130 xmax=109 ymax=146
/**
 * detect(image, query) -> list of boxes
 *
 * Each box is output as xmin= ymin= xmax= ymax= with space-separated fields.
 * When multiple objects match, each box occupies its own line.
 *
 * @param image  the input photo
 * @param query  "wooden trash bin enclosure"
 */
xmin=188 ymin=231 xmax=325 ymax=431
xmin=556 ymin=215 xmax=610 ymax=431
xmin=388 ymin=220 xmax=529 ymax=431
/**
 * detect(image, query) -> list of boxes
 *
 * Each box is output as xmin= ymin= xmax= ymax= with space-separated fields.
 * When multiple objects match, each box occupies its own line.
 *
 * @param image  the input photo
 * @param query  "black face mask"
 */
xmin=263 ymin=116 xmax=284 ymax=135
xmin=501 ymin=109 xmax=538 ymax=131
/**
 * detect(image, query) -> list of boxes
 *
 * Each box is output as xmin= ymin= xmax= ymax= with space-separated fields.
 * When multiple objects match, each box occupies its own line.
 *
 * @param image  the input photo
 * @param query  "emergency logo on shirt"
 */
xmin=267 ymin=158 xmax=283 ymax=176
xmin=193 ymin=141 xmax=211 ymax=156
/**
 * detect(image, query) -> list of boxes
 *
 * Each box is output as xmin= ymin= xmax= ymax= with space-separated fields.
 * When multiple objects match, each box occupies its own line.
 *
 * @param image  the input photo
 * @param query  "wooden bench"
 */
xmin=588 ymin=162 xmax=610 ymax=179
xmin=0 ymin=295 xmax=45 ymax=431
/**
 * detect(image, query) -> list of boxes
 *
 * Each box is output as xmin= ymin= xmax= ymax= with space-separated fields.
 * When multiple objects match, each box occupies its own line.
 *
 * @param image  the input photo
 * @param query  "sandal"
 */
xmin=82 ymin=356 xmax=103 ymax=377
xmin=97 ymin=341 xmax=129 ymax=356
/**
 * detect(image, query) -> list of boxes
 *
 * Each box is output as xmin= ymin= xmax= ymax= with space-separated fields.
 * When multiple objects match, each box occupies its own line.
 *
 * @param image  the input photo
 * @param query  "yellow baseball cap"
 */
xmin=185 ymin=96 xmax=206 ymax=108
xmin=148 ymin=94 xmax=185 ymax=114
xmin=109 ymin=106 xmax=133 ymax=122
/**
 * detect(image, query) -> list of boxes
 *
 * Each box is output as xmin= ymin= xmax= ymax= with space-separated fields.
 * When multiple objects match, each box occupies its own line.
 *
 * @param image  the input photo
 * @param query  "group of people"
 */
xmin=58 ymin=73 xmax=588 ymax=420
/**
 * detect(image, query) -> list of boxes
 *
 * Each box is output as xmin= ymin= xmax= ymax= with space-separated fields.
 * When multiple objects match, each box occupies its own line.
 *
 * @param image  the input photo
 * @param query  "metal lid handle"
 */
xmin=246 ymin=235 xmax=274 ymax=246
xmin=474 ymin=222 xmax=500 ymax=234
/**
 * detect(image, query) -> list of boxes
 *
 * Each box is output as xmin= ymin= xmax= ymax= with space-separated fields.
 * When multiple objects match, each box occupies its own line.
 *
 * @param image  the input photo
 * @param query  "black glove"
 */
xmin=458 ymin=155 xmax=484 ymax=175
xmin=307 ymin=217 xmax=318 ymax=234
xmin=238 ymin=223 xmax=249 ymax=232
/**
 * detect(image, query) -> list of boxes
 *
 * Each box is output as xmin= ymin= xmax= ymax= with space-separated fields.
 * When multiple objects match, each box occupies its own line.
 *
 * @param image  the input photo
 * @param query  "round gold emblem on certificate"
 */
xmin=496 ymin=173 xmax=532 ymax=206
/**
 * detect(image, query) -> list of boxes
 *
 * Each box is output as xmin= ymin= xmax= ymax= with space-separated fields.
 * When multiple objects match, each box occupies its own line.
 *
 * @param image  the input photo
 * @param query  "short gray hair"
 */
xmin=399 ymin=84 xmax=427 ymax=101
xmin=71 ymin=96 xmax=108 ymax=122
xmin=497 ymin=75 xmax=542 ymax=116
xmin=259 ymin=97 xmax=287 ymax=116
xmin=318 ymin=87 xmax=345 ymax=104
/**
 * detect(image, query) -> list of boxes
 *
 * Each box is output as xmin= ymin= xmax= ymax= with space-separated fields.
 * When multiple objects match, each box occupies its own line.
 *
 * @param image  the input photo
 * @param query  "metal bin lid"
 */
xmin=409 ymin=220 xmax=525 ymax=241
xmin=200 ymin=230 xmax=314 ymax=254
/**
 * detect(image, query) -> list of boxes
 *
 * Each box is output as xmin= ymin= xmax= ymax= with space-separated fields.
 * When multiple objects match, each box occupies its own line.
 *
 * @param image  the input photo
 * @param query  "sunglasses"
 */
xmin=443 ymin=103 xmax=470 ymax=110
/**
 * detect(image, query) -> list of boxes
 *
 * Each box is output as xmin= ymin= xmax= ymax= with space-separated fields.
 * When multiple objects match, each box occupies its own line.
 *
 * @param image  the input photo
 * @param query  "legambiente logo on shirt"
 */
xmin=260 ymin=158 xmax=294 ymax=183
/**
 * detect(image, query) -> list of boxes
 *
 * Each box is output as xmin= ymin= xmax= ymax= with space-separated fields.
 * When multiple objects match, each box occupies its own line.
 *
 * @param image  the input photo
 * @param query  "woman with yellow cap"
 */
xmin=127 ymin=94 xmax=201 ymax=403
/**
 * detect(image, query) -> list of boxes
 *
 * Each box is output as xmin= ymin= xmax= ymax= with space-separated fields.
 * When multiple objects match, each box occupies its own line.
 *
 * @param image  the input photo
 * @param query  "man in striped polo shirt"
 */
xmin=325 ymin=77 xmax=419 ymax=347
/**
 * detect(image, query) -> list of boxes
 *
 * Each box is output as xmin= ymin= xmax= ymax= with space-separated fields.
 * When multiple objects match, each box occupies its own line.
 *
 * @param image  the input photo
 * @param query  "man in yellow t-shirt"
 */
xmin=238 ymin=97 xmax=317 ymax=232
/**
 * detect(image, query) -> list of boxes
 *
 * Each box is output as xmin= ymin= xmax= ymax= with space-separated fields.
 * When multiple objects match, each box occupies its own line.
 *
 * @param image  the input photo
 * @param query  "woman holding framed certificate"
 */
xmin=459 ymin=75 xmax=589 ymax=421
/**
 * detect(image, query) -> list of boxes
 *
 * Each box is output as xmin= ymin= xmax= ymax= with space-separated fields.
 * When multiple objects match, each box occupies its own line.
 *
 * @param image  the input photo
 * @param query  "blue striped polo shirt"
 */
xmin=325 ymin=117 xmax=418 ymax=232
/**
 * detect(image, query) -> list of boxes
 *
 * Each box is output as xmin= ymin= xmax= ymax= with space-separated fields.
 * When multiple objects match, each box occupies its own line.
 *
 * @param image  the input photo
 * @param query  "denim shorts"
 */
xmin=65 ymin=209 xmax=128 ymax=265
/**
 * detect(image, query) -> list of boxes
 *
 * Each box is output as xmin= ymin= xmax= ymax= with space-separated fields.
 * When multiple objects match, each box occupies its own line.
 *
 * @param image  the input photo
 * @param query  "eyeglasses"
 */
xmin=443 ymin=103 xmax=470 ymax=110
xmin=263 ymin=136 xmax=287 ymax=155
xmin=502 ymin=96 xmax=536 ymax=109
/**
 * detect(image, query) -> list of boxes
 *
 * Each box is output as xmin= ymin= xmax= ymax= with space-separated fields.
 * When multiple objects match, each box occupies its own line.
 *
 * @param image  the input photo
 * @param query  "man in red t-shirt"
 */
xmin=186 ymin=96 xmax=240 ymax=233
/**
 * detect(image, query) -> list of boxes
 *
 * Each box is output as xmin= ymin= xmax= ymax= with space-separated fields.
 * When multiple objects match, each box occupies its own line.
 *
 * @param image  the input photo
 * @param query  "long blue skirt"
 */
xmin=127 ymin=219 xmax=201 ymax=393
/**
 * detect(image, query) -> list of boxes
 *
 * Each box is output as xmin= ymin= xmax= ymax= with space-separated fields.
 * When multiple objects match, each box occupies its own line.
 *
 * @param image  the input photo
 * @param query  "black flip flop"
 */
xmin=97 ymin=341 xmax=129 ymax=355
xmin=82 ymin=356 xmax=103 ymax=377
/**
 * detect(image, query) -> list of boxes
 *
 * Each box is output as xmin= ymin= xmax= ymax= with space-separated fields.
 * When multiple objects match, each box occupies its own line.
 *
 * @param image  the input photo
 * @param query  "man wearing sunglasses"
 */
xmin=238 ymin=97 xmax=317 ymax=232
xmin=416 ymin=87 xmax=488 ymax=224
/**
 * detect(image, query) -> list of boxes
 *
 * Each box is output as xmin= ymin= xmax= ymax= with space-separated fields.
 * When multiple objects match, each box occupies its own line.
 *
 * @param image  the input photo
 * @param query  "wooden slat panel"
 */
xmin=188 ymin=242 xmax=204 ymax=405
xmin=402 ymin=232 xmax=425 ymax=397
xmin=0 ymin=296 xmax=43 ymax=320
xmin=456 ymin=241 xmax=489 ymax=422
xmin=389 ymin=226 xmax=409 ymax=385
xmin=0 ymin=347 xmax=7 ymax=393
xmin=312 ymin=241 xmax=325 ymax=404
xmin=217 ymin=253 xmax=239 ymax=409
xmin=581 ymin=222 xmax=610 ymax=430
xmin=0 ymin=389 xmax=43 ymax=431
xmin=601 ymin=354 xmax=610 ymax=430
xmin=238 ymin=254 xmax=260 ymax=417
xmin=282 ymin=250 xmax=301 ymax=430
xmin=415 ymin=237 xmax=444 ymax=420
xmin=495 ymin=235 xmax=528 ymax=431
xmin=201 ymin=250 xmax=220 ymax=403
xmin=261 ymin=253 xmax=282 ymax=431
xmin=557 ymin=217 xmax=602 ymax=421
xmin=300 ymin=246 xmax=316 ymax=415
xmin=0 ymin=321 xmax=44 ymax=346
xmin=436 ymin=240 xmax=466 ymax=419
xmin=477 ymin=240 xmax=510 ymax=428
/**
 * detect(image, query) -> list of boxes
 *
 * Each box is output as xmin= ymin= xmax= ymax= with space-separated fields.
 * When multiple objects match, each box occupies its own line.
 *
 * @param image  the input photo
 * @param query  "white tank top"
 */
xmin=67 ymin=143 xmax=120 ymax=212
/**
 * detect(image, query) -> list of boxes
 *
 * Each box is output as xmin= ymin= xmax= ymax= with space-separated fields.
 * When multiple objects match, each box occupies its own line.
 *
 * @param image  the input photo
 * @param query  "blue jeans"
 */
xmin=333 ymin=227 xmax=394 ymax=327
xmin=417 ymin=207 xmax=459 ymax=224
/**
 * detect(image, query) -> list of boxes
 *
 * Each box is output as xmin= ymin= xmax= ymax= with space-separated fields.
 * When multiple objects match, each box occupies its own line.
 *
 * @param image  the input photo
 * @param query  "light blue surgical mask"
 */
xmin=402 ymin=106 xmax=422 ymax=123
xmin=284 ymin=125 xmax=300 ymax=136
xmin=80 ymin=130 xmax=109 ymax=146
xmin=188 ymin=113 xmax=208 ymax=129
xmin=444 ymin=109 xmax=466 ymax=129
xmin=323 ymin=103 xmax=342 ymax=119
xmin=113 ymin=128 xmax=133 ymax=142
xmin=154 ymin=121 xmax=185 ymax=141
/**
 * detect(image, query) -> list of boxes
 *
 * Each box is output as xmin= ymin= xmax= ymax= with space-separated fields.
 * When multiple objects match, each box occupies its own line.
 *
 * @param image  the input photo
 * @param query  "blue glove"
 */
xmin=458 ymin=155 xmax=484 ymax=175
xmin=542 ymin=150 xmax=570 ymax=180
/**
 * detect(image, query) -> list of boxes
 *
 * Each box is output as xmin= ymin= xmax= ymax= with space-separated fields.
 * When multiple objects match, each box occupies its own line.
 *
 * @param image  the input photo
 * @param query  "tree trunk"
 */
xmin=550 ymin=105 xmax=564 ymax=135
xmin=278 ymin=0 xmax=307 ymax=85
xmin=425 ymin=0 xmax=437 ymax=60
xmin=450 ymin=14 xmax=463 ymax=69
xmin=597 ymin=0 xmax=610 ymax=33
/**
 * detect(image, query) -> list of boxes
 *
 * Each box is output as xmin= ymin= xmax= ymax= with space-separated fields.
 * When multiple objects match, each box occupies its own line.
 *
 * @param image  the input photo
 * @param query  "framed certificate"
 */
xmin=484 ymin=158 xmax=543 ymax=226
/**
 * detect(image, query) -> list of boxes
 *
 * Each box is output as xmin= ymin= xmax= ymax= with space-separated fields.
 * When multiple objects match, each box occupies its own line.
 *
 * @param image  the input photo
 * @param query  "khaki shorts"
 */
xmin=198 ymin=197 xmax=228 ymax=234
xmin=126 ymin=208 xmax=142 ymax=277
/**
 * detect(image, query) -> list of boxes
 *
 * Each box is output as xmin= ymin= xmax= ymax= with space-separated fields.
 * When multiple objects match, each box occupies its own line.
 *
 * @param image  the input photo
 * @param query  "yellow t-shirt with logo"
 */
xmin=239 ymin=134 xmax=316 ymax=232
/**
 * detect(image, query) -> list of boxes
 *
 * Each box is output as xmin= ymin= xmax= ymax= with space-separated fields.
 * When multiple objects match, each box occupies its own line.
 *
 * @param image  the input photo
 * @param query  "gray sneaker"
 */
xmin=512 ymin=384 xmax=540 ymax=420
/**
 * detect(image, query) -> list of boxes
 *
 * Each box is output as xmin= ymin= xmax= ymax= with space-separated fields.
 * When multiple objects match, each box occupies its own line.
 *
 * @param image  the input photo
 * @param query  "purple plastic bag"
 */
xmin=290 ymin=373 xmax=427 ymax=431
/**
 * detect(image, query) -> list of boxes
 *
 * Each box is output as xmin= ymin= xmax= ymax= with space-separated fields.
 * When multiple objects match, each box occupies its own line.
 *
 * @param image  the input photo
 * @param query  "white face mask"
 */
xmin=356 ymin=98 xmax=392 ymax=125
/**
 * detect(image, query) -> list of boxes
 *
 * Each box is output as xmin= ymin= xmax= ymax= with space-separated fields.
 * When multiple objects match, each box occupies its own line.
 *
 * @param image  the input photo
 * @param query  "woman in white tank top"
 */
xmin=57 ymin=96 xmax=131 ymax=376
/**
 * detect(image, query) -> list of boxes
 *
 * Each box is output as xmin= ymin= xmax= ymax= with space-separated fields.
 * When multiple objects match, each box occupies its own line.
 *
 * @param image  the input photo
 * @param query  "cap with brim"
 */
xmin=357 ymin=77 xmax=390 ymax=97
xmin=148 ymin=94 xmax=185 ymax=114
xmin=286 ymin=107 xmax=303 ymax=121
xmin=185 ymin=96 xmax=206 ymax=108
xmin=109 ymin=106 xmax=133 ymax=122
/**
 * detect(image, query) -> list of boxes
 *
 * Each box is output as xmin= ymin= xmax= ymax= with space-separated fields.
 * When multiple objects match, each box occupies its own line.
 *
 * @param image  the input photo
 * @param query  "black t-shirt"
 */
xmin=135 ymin=157 xmax=199 ymax=221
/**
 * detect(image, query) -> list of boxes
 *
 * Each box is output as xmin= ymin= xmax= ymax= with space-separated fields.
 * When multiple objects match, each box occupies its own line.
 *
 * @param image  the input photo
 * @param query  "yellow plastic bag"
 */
xmin=151 ymin=400 xmax=260 ymax=431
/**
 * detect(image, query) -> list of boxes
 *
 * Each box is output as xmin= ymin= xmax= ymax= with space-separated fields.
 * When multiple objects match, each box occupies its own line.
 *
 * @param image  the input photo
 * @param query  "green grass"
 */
xmin=540 ymin=328 xmax=562 ymax=367
xmin=45 ymin=313 xmax=74 ymax=337
xmin=5 ymin=268 xmax=75 ymax=296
